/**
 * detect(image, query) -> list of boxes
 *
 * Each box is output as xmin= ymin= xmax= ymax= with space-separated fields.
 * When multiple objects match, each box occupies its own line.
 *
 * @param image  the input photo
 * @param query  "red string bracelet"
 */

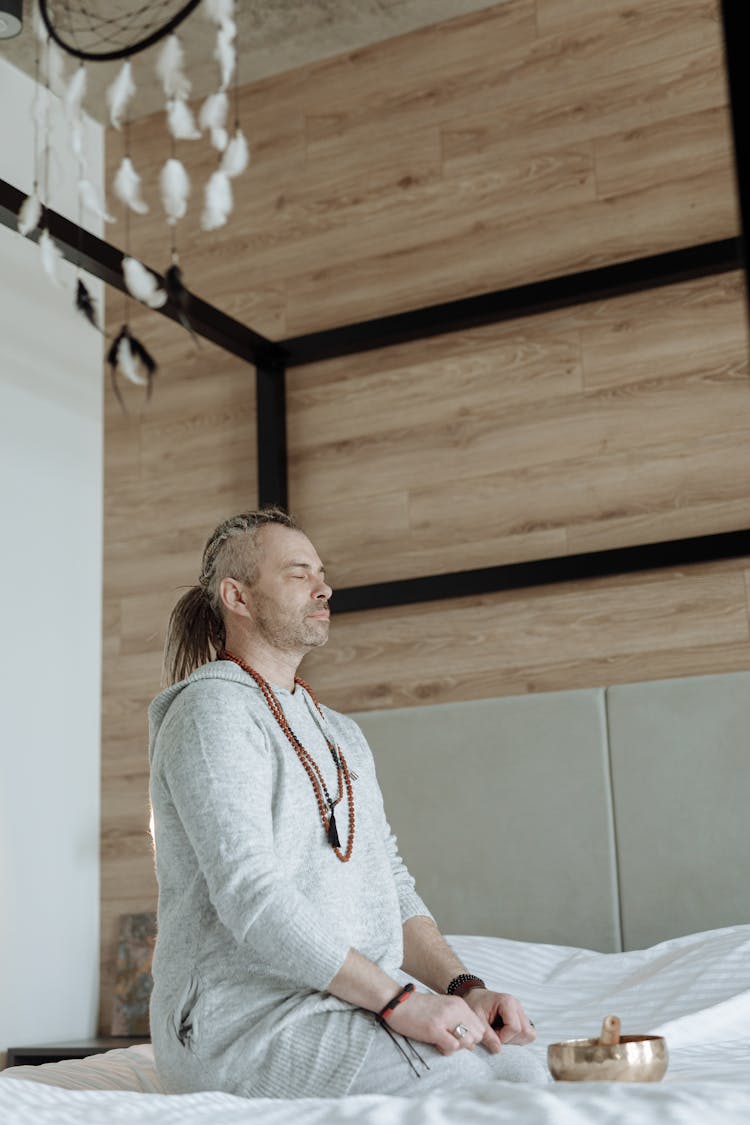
xmin=374 ymin=983 xmax=429 ymax=1078
xmin=377 ymin=982 xmax=415 ymax=1022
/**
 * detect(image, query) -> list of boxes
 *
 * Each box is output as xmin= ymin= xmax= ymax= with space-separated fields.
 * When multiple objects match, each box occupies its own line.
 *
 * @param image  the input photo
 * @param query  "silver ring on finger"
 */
xmin=453 ymin=1023 xmax=470 ymax=1039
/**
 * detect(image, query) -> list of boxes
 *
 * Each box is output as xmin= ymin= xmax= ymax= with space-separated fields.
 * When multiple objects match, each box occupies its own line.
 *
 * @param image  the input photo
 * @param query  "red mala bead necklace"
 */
xmin=219 ymin=649 xmax=355 ymax=863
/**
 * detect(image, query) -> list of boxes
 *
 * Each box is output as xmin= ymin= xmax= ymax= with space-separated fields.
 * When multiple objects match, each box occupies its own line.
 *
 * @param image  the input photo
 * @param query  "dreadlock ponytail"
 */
xmin=161 ymin=507 xmax=300 ymax=686
xmin=163 ymin=583 xmax=225 ymax=686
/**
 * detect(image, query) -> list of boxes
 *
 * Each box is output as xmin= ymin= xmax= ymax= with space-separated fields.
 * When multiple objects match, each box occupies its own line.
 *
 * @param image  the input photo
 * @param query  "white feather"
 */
xmin=114 ymin=157 xmax=149 ymax=215
xmin=65 ymin=65 xmax=87 ymax=120
xmin=18 ymin=190 xmax=42 ymax=236
xmin=123 ymin=257 xmax=167 ymax=309
xmin=46 ymin=40 xmax=66 ymax=95
xmin=215 ymin=21 xmax=237 ymax=90
xmin=160 ymin=158 xmax=191 ymax=224
xmin=39 ymin=229 xmax=64 ymax=287
xmin=201 ymin=169 xmax=233 ymax=231
xmin=33 ymin=2 xmax=46 ymax=42
xmin=204 ymin=0 xmax=235 ymax=23
xmin=220 ymin=129 xmax=249 ymax=177
xmin=200 ymin=91 xmax=229 ymax=150
xmin=117 ymin=335 xmax=147 ymax=386
xmin=70 ymin=118 xmax=85 ymax=161
xmin=107 ymin=62 xmax=136 ymax=130
xmin=156 ymin=34 xmax=191 ymax=100
xmin=78 ymin=178 xmax=115 ymax=223
xmin=167 ymin=97 xmax=201 ymax=141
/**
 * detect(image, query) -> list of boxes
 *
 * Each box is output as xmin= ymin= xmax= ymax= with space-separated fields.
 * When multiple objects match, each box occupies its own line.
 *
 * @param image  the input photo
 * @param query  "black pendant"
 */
xmin=327 ymin=806 xmax=341 ymax=849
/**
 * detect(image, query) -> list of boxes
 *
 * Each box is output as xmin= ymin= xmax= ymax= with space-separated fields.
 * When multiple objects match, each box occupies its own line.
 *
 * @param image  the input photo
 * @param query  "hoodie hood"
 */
xmin=148 ymin=660 xmax=261 ymax=764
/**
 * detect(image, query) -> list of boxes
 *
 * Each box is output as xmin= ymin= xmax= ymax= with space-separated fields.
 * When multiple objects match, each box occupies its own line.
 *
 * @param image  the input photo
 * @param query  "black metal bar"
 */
xmin=256 ymin=363 xmax=288 ymax=509
xmin=331 ymin=529 xmax=750 ymax=614
xmin=280 ymin=240 xmax=742 ymax=367
xmin=720 ymin=0 xmax=750 ymax=322
xmin=0 ymin=176 xmax=283 ymax=368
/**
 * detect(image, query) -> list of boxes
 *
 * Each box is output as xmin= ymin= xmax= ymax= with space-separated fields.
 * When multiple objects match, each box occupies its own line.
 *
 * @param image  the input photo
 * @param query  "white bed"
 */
xmin=3 ymin=926 xmax=750 ymax=1123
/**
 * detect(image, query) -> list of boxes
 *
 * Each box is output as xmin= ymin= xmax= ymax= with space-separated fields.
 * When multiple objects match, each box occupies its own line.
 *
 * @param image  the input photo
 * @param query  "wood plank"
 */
xmin=289 ymin=367 xmax=750 ymax=511
xmin=287 ymin=322 xmax=583 ymax=452
xmin=407 ymin=430 xmax=750 ymax=561
xmin=535 ymin=0 xmax=717 ymax=39
xmin=440 ymin=45 xmax=726 ymax=174
xmin=100 ymin=854 xmax=157 ymax=902
xmin=579 ymin=271 xmax=749 ymax=388
xmin=100 ymin=824 xmax=153 ymax=862
xmin=593 ymin=105 xmax=735 ymax=199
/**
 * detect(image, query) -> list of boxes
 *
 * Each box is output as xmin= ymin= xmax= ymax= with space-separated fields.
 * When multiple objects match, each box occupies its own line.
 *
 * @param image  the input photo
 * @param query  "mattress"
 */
xmin=3 ymin=926 xmax=750 ymax=1123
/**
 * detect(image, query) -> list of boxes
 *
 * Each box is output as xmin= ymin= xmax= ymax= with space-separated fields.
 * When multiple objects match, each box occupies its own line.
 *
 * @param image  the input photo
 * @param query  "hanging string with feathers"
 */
xmin=17 ymin=21 xmax=43 ymax=239
xmin=67 ymin=60 xmax=115 ymax=228
xmin=35 ymin=21 xmax=64 ymax=288
xmin=108 ymin=70 xmax=167 ymax=315
xmin=154 ymin=31 xmax=199 ymax=347
xmin=109 ymin=62 xmax=150 ymax=217
xmin=109 ymin=272 xmax=159 ymax=410
xmin=74 ymin=161 xmax=103 ymax=330
xmin=63 ymin=51 xmax=109 ymax=329
xmin=109 ymin=92 xmax=160 ymax=408
xmin=74 ymin=169 xmax=103 ymax=332
xmin=201 ymin=0 xmax=247 ymax=233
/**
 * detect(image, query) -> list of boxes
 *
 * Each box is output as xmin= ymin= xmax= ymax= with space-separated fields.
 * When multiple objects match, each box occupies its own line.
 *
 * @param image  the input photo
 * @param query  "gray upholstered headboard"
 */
xmin=350 ymin=670 xmax=750 ymax=952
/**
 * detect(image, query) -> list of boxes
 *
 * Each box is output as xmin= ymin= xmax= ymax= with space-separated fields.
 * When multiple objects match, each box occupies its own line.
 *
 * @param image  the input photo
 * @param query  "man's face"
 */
xmin=244 ymin=524 xmax=332 ymax=654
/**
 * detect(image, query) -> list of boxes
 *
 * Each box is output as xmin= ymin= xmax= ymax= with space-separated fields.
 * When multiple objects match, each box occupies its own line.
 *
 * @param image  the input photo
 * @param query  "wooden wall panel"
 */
xmin=100 ymin=0 xmax=749 ymax=1029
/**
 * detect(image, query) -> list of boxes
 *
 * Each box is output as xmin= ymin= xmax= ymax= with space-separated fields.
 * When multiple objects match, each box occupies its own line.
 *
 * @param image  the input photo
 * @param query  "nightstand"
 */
xmin=5 ymin=1037 xmax=149 ymax=1068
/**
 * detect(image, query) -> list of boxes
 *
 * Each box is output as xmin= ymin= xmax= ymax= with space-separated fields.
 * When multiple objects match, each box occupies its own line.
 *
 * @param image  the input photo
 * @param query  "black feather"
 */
xmin=75 ymin=278 xmax=102 ymax=332
xmin=107 ymin=325 xmax=128 ymax=414
xmin=165 ymin=263 xmax=200 ymax=348
xmin=128 ymin=331 xmax=158 ymax=400
xmin=106 ymin=324 xmax=159 ymax=409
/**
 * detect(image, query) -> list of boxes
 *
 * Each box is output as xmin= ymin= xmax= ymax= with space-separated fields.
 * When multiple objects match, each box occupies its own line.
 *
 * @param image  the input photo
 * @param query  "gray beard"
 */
xmin=252 ymin=593 xmax=329 ymax=653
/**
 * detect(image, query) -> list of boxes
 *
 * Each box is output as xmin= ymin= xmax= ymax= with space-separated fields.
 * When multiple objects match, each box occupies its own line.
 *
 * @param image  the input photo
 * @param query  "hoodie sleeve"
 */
xmin=151 ymin=680 xmax=351 ymax=992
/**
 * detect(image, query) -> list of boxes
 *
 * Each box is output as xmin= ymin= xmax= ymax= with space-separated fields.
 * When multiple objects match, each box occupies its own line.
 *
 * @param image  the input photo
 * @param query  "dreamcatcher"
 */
xmin=17 ymin=0 xmax=250 ymax=407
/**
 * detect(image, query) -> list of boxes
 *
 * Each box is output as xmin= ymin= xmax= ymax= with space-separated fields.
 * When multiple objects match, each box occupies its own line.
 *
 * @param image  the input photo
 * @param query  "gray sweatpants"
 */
xmin=347 ymin=1028 xmax=550 ymax=1097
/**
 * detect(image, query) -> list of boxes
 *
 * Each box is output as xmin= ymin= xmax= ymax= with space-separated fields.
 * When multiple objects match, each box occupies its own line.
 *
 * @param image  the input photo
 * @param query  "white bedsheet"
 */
xmin=3 ymin=925 xmax=750 ymax=1123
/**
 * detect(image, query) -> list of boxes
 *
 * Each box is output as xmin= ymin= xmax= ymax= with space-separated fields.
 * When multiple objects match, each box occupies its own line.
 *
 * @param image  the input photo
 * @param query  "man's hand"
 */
xmin=462 ymin=989 xmax=536 ymax=1054
xmin=386 ymin=992 xmax=486 ymax=1056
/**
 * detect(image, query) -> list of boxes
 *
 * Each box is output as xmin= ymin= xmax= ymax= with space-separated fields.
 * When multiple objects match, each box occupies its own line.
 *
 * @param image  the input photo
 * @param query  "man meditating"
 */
xmin=149 ymin=508 xmax=545 ymax=1098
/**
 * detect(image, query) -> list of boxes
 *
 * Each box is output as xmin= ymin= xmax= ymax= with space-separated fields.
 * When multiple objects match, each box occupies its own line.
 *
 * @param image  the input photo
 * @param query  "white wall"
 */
xmin=0 ymin=55 xmax=104 ymax=1062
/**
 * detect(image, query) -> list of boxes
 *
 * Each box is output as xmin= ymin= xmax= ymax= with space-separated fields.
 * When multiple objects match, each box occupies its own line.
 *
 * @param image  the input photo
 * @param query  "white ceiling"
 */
xmin=2 ymin=1 xmax=503 ymax=122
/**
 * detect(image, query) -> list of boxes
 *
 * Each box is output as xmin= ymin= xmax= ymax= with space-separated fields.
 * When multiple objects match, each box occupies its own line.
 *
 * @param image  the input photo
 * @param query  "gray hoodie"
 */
xmin=148 ymin=660 xmax=431 ymax=1099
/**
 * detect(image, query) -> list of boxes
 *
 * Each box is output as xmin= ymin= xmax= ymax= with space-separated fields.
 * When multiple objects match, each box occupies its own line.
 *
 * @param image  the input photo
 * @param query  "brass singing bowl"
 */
xmin=547 ymin=1035 xmax=669 ymax=1082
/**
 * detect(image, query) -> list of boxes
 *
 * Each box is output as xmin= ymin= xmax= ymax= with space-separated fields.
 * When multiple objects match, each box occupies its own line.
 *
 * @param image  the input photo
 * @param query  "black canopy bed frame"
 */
xmin=1 ymin=0 xmax=748 ymax=615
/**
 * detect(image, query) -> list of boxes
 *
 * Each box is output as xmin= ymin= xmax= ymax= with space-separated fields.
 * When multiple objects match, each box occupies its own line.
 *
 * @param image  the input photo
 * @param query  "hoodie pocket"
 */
xmin=172 ymin=974 xmax=201 ymax=1049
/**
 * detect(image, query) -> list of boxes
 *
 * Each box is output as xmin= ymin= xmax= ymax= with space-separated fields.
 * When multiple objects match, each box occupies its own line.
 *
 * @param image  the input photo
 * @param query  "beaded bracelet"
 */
xmin=446 ymin=974 xmax=486 ymax=998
